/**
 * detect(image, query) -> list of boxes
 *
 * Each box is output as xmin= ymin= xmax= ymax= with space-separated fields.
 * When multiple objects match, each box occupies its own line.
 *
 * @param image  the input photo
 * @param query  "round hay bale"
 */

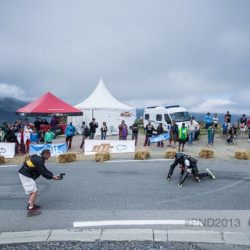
xmin=164 ymin=150 xmax=176 ymax=159
xmin=134 ymin=149 xmax=150 ymax=160
xmin=94 ymin=152 xmax=111 ymax=162
xmin=58 ymin=153 xmax=77 ymax=163
xmin=0 ymin=155 xmax=5 ymax=164
xmin=199 ymin=149 xmax=214 ymax=158
xmin=235 ymin=150 xmax=250 ymax=160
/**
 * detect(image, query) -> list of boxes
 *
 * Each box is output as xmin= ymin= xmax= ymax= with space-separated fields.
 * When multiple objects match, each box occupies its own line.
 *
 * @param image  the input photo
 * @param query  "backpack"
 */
xmin=84 ymin=126 xmax=90 ymax=137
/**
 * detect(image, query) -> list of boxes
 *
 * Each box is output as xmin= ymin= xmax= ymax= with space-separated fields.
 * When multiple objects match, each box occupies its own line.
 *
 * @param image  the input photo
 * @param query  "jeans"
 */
xmin=101 ymin=132 xmax=106 ymax=140
xmin=208 ymin=134 xmax=213 ymax=145
xmin=188 ymin=131 xmax=194 ymax=145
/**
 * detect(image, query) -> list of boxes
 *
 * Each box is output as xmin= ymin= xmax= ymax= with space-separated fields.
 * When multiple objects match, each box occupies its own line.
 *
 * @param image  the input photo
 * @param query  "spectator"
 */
xmin=239 ymin=114 xmax=247 ymax=137
xmin=34 ymin=118 xmax=41 ymax=132
xmin=156 ymin=123 xmax=164 ymax=148
xmin=204 ymin=112 xmax=212 ymax=129
xmin=168 ymin=120 xmax=178 ymax=147
xmin=144 ymin=121 xmax=154 ymax=146
xmin=212 ymin=113 xmax=219 ymax=129
xmin=44 ymin=129 xmax=55 ymax=144
xmin=247 ymin=117 xmax=250 ymax=140
xmin=16 ymin=128 xmax=25 ymax=154
xmin=118 ymin=120 xmax=128 ymax=140
xmin=80 ymin=122 xmax=89 ymax=149
xmin=24 ymin=125 xmax=33 ymax=153
xmin=101 ymin=122 xmax=108 ymax=140
xmin=222 ymin=119 xmax=228 ymax=136
xmin=50 ymin=115 xmax=59 ymax=130
xmin=0 ymin=127 xmax=5 ymax=142
xmin=89 ymin=118 xmax=98 ymax=139
xmin=65 ymin=122 xmax=76 ymax=149
xmin=178 ymin=123 xmax=188 ymax=152
xmin=130 ymin=122 xmax=139 ymax=146
xmin=187 ymin=118 xmax=196 ymax=146
xmin=224 ymin=111 xmax=231 ymax=128
xmin=207 ymin=123 xmax=215 ymax=147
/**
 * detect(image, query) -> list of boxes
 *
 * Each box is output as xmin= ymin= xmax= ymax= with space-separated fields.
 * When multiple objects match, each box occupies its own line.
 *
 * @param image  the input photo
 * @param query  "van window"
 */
xmin=156 ymin=114 xmax=162 ymax=121
xmin=164 ymin=114 xmax=172 ymax=124
xmin=144 ymin=114 xmax=150 ymax=120
xmin=170 ymin=112 xmax=191 ymax=122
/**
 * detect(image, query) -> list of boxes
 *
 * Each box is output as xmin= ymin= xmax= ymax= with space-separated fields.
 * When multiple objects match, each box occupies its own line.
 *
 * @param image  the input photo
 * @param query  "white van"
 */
xmin=143 ymin=105 xmax=200 ymax=138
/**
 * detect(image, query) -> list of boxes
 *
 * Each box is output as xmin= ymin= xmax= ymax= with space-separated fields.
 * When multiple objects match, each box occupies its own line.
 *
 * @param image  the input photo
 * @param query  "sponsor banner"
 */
xmin=149 ymin=133 xmax=170 ymax=143
xmin=85 ymin=140 xmax=135 ymax=155
xmin=29 ymin=143 xmax=67 ymax=156
xmin=0 ymin=143 xmax=15 ymax=158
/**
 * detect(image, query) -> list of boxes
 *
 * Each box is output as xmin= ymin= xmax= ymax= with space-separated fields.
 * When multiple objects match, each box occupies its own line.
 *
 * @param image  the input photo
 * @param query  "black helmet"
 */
xmin=176 ymin=152 xmax=184 ymax=160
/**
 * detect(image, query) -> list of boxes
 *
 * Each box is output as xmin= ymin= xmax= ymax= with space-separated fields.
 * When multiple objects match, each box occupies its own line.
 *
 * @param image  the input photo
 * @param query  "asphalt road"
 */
xmin=0 ymin=158 xmax=250 ymax=232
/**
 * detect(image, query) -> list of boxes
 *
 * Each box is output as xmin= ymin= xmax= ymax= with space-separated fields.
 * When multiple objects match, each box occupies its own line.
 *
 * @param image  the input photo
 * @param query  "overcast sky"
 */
xmin=0 ymin=0 xmax=249 ymax=114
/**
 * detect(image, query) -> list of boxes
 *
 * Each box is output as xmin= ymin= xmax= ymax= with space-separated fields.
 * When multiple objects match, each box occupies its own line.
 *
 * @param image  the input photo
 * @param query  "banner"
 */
xmin=149 ymin=133 xmax=170 ymax=143
xmin=84 ymin=140 xmax=135 ymax=155
xmin=0 ymin=143 xmax=15 ymax=158
xmin=29 ymin=143 xmax=67 ymax=156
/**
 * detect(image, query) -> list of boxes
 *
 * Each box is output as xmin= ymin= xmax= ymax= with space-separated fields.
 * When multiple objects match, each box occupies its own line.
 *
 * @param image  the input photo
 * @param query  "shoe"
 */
xmin=166 ymin=175 xmax=171 ymax=181
xmin=206 ymin=168 xmax=216 ymax=179
xmin=27 ymin=204 xmax=41 ymax=210
xmin=178 ymin=183 xmax=183 ymax=187
xmin=195 ymin=177 xmax=201 ymax=182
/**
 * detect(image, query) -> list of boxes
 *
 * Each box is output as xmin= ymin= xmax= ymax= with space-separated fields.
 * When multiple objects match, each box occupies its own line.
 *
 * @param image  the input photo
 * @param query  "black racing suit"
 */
xmin=19 ymin=155 xmax=53 ymax=180
xmin=167 ymin=154 xmax=209 ymax=186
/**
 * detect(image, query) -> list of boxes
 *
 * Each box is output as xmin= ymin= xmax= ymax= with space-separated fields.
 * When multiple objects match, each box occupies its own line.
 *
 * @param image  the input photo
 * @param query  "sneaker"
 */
xmin=206 ymin=168 xmax=216 ymax=179
xmin=166 ymin=175 xmax=171 ymax=181
xmin=178 ymin=183 xmax=183 ymax=188
xmin=27 ymin=204 xmax=41 ymax=210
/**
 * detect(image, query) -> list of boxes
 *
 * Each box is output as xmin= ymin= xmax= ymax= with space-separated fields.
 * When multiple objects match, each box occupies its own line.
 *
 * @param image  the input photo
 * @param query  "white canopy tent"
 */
xmin=68 ymin=79 xmax=136 ymax=135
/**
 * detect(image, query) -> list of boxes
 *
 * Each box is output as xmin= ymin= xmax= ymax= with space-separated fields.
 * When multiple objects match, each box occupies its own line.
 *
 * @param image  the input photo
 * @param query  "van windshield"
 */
xmin=169 ymin=112 xmax=191 ymax=122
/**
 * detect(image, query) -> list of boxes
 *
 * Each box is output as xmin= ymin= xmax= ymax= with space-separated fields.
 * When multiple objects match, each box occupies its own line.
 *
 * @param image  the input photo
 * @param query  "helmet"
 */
xmin=175 ymin=152 xmax=184 ymax=160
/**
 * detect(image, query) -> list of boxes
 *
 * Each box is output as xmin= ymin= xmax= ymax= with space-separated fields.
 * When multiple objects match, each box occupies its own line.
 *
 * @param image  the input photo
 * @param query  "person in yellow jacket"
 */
xmin=178 ymin=123 xmax=188 ymax=152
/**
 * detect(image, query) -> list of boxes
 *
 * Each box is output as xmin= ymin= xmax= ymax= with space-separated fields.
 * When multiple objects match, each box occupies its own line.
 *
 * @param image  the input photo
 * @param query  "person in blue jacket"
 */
xmin=65 ymin=122 xmax=76 ymax=149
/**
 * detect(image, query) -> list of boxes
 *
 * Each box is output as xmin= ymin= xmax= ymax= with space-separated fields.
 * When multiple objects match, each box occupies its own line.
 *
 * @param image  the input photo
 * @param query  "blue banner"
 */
xmin=29 ymin=143 xmax=68 ymax=156
xmin=149 ymin=133 xmax=170 ymax=143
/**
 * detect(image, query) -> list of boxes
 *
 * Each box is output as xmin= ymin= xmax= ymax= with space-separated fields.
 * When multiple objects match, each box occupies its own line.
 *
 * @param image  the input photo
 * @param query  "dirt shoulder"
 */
xmin=3 ymin=132 xmax=250 ymax=165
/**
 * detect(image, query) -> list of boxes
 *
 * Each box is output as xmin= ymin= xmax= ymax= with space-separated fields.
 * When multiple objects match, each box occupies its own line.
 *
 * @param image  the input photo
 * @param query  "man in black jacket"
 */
xmin=166 ymin=152 xmax=215 ymax=187
xmin=19 ymin=149 xmax=61 ymax=211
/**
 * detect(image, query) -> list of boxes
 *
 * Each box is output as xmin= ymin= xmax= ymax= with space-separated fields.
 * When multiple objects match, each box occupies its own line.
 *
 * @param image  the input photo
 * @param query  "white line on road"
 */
xmin=73 ymin=220 xmax=203 ymax=228
xmin=0 ymin=164 xmax=19 ymax=168
xmin=104 ymin=159 xmax=172 ymax=163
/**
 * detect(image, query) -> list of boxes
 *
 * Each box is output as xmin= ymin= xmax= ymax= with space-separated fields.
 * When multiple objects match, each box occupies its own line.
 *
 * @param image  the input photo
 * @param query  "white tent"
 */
xmin=68 ymin=79 xmax=136 ymax=135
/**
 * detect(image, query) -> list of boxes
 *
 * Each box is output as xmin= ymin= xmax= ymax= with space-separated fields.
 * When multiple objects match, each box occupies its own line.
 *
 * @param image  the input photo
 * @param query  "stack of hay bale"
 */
xmin=134 ymin=149 xmax=150 ymax=160
xmin=235 ymin=150 xmax=250 ymax=160
xmin=0 ymin=156 xmax=5 ymax=164
xmin=58 ymin=153 xmax=77 ymax=163
xmin=164 ymin=150 xmax=176 ymax=159
xmin=95 ymin=152 xmax=111 ymax=162
xmin=199 ymin=149 xmax=214 ymax=158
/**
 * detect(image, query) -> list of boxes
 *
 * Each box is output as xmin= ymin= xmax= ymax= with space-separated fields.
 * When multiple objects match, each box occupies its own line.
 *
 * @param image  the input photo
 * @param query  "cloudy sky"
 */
xmin=0 ymin=0 xmax=249 ymax=114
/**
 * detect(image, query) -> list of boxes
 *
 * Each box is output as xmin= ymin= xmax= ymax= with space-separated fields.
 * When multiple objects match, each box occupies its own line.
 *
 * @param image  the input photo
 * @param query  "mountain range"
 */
xmin=0 ymin=97 xmax=28 ymax=124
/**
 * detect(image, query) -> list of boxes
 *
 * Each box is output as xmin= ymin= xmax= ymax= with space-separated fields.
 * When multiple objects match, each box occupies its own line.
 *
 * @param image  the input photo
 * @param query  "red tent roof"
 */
xmin=16 ymin=92 xmax=83 ymax=116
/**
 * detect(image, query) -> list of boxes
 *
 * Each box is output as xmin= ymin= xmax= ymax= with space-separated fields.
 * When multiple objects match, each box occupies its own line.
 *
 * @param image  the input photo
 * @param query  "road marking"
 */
xmin=104 ymin=159 xmax=172 ymax=163
xmin=0 ymin=165 xmax=19 ymax=168
xmin=73 ymin=219 xmax=203 ymax=228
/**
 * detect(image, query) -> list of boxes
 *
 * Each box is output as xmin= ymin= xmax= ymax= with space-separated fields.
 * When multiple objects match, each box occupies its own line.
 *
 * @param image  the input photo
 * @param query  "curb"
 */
xmin=0 ymin=229 xmax=250 ymax=246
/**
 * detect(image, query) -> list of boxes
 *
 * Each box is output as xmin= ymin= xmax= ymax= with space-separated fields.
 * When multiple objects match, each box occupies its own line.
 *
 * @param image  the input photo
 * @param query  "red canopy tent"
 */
xmin=16 ymin=92 xmax=83 ymax=116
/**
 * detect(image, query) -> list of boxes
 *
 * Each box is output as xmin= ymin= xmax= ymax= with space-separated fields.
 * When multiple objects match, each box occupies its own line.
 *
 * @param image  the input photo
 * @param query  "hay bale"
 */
xmin=58 ymin=153 xmax=77 ymax=163
xmin=199 ymin=149 xmax=214 ymax=158
xmin=0 ymin=155 xmax=5 ymax=164
xmin=134 ymin=149 xmax=150 ymax=160
xmin=94 ymin=152 xmax=111 ymax=162
xmin=235 ymin=151 xmax=250 ymax=160
xmin=164 ymin=150 xmax=176 ymax=159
